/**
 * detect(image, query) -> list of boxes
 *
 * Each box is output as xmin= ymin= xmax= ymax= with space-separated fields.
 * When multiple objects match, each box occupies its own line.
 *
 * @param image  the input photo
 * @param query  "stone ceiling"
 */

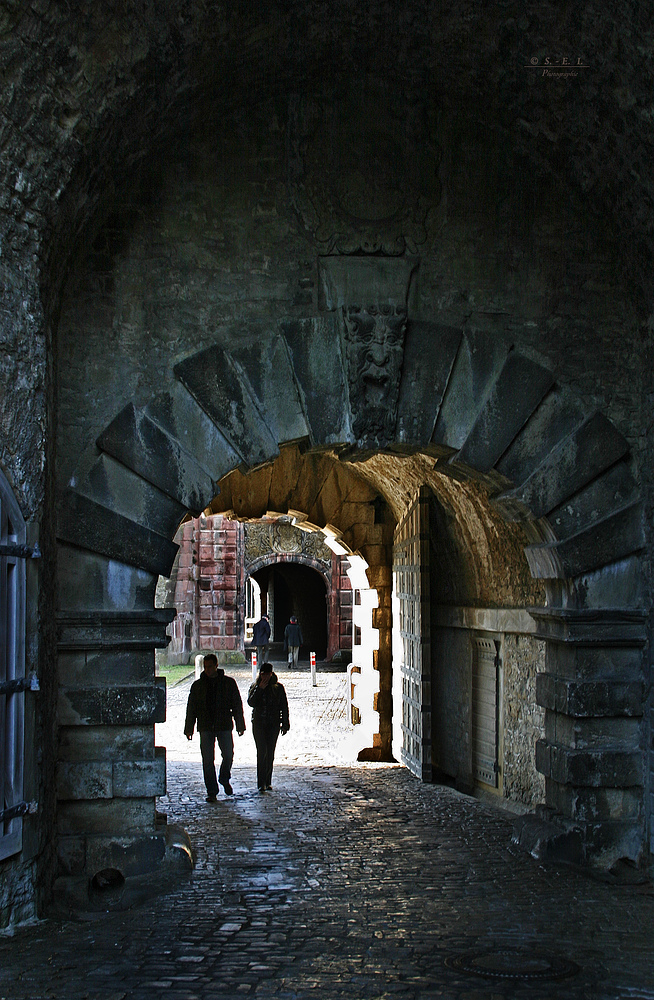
xmin=1 ymin=1 xmax=652 ymax=303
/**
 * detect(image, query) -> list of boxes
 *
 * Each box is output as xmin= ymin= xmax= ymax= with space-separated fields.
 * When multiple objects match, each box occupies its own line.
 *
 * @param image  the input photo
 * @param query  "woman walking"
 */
xmin=247 ymin=662 xmax=290 ymax=793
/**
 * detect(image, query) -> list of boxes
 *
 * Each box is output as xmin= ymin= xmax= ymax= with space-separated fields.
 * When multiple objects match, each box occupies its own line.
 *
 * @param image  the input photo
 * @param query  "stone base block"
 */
xmin=52 ymin=825 xmax=193 ymax=916
xmin=511 ymin=809 xmax=583 ymax=865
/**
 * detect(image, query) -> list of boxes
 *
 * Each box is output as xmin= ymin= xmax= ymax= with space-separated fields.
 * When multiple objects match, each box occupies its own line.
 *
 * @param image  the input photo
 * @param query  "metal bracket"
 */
xmin=0 ymin=800 xmax=38 ymax=824
xmin=0 ymin=542 xmax=41 ymax=559
xmin=0 ymin=673 xmax=40 ymax=696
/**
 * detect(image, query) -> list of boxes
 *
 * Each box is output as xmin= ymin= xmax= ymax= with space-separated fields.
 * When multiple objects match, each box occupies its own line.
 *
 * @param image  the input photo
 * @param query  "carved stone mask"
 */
xmin=342 ymin=302 xmax=407 ymax=444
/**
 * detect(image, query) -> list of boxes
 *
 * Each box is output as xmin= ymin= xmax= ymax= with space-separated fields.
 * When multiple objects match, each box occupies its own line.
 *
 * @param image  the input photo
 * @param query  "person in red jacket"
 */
xmin=184 ymin=653 xmax=245 ymax=801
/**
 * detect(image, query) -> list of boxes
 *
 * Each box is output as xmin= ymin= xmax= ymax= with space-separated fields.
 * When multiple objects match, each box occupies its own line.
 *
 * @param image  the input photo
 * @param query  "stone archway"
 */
xmin=244 ymin=522 xmax=334 ymax=662
xmin=55 ymin=298 xmax=647 ymax=878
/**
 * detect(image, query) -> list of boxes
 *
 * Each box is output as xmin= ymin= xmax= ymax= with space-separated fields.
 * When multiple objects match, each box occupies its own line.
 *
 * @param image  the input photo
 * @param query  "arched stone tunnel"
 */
xmin=1 ymin=0 xmax=652 ymax=927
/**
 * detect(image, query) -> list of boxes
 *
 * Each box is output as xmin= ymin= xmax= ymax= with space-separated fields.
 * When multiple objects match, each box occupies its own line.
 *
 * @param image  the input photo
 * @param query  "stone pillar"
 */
xmin=361 ymin=534 xmax=394 ymax=761
xmin=326 ymin=552 xmax=341 ymax=662
xmin=338 ymin=557 xmax=353 ymax=658
xmin=531 ymin=608 xmax=647 ymax=864
xmin=196 ymin=515 xmax=242 ymax=652
xmin=55 ymin=609 xmax=173 ymax=888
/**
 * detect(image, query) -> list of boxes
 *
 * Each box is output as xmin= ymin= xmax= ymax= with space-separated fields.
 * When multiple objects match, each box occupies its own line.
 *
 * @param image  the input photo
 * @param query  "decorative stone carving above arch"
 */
xmin=244 ymin=521 xmax=332 ymax=576
xmin=287 ymin=86 xmax=444 ymax=255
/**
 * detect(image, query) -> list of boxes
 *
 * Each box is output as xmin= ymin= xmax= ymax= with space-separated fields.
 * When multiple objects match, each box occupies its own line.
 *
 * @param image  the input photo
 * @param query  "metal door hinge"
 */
xmin=0 ymin=801 xmax=38 ymax=823
xmin=0 ymin=542 xmax=41 ymax=559
xmin=0 ymin=673 xmax=40 ymax=695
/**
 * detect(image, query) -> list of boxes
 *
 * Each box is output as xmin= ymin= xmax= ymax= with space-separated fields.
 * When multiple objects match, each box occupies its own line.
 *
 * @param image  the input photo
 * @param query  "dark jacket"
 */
xmin=184 ymin=669 xmax=245 ymax=735
xmin=247 ymin=673 xmax=289 ymax=732
xmin=252 ymin=618 xmax=271 ymax=646
xmin=283 ymin=622 xmax=303 ymax=650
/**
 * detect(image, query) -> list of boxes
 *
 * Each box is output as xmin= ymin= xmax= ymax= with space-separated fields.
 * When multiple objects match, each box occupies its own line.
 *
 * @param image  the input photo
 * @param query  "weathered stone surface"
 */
xmin=529 ymin=607 xmax=648 ymax=648
xmin=96 ymin=404 xmax=216 ymax=514
xmin=280 ymin=317 xmax=352 ymax=448
xmin=537 ymin=674 xmax=644 ymax=718
xmin=58 ymin=726 xmax=154 ymax=763
xmin=57 ymin=489 xmax=179 ymax=577
xmin=545 ymin=713 xmax=641 ymax=752
xmin=56 ymin=762 xmax=113 ymax=801
xmin=82 ymin=453 xmax=187 ymax=542
xmin=536 ymin=740 xmax=642 ymax=787
xmin=84 ymin=833 xmax=167 ymax=879
xmin=57 ymin=799 xmax=156 ymax=836
xmin=58 ymin=649 xmax=154 ymax=688
xmin=56 ymin=546 xmax=159 ymax=614
xmin=57 ymin=611 xmax=175 ymax=651
xmin=525 ymin=501 xmax=645 ymax=578
xmin=456 ymin=351 xmax=554 ymax=472
xmin=57 ymin=682 xmax=166 ymax=727
xmin=395 ymin=321 xmax=462 ymax=448
xmin=547 ymin=782 xmax=643 ymax=825
xmin=496 ymin=413 xmax=631 ymax=521
xmin=175 ymin=345 xmax=279 ymax=469
xmin=547 ymin=460 xmax=639 ymax=541
xmin=56 ymin=836 xmax=86 ymax=877
xmin=112 ymin=752 xmax=166 ymax=798
xmin=495 ymin=386 xmax=586 ymax=488
xmin=144 ymin=382 xmax=241 ymax=483
xmin=227 ymin=334 xmax=309 ymax=447
xmin=431 ymin=329 xmax=511 ymax=450
xmin=511 ymin=812 xmax=583 ymax=865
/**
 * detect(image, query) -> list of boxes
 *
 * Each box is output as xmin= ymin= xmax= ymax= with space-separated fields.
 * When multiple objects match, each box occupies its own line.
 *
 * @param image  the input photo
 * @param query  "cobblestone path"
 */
xmin=1 ymin=664 xmax=653 ymax=1000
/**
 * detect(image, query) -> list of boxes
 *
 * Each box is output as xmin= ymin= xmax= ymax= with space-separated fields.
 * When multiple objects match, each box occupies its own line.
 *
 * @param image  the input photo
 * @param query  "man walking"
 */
xmin=283 ymin=614 xmax=303 ymax=669
xmin=184 ymin=653 xmax=245 ymax=801
xmin=252 ymin=613 xmax=271 ymax=666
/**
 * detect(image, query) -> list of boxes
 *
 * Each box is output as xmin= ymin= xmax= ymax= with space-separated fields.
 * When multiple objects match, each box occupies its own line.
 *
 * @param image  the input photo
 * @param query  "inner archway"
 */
xmin=252 ymin=563 xmax=327 ymax=661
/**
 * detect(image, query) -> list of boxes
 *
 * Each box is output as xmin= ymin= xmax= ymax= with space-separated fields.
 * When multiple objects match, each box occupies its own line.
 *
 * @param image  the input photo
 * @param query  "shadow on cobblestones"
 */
xmin=1 ymin=666 xmax=653 ymax=1000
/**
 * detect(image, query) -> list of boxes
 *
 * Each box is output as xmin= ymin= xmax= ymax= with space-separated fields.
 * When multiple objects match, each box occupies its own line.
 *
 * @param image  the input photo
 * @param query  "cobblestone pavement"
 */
xmin=1 ymin=662 xmax=653 ymax=1000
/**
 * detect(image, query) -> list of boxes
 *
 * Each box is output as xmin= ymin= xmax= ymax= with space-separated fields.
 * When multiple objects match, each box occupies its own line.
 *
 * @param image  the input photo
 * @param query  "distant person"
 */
xmin=284 ymin=614 xmax=303 ymax=668
xmin=184 ymin=653 xmax=245 ymax=801
xmin=252 ymin=613 xmax=271 ymax=665
xmin=247 ymin=662 xmax=289 ymax=792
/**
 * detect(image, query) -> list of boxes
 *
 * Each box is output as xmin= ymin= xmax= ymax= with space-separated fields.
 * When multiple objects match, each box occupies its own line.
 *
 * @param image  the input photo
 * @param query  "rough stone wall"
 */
xmin=0 ymin=0 xmax=652 ymax=911
xmin=0 ymin=859 xmax=36 ymax=929
xmin=502 ymin=634 xmax=547 ymax=807
xmin=337 ymin=558 xmax=353 ymax=658
xmin=194 ymin=515 xmax=241 ymax=653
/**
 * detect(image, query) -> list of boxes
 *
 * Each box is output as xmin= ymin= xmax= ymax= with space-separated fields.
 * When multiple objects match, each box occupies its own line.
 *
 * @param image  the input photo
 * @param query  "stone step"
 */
xmin=144 ymin=381 xmax=241 ymax=484
xmin=76 ymin=453 xmax=187 ymax=543
xmin=174 ymin=343 xmax=279 ymax=469
xmin=495 ymin=385 xmax=587 ymax=487
xmin=57 ymin=488 xmax=179 ymax=577
xmin=493 ymin=412 xmax=630 ymax=521
xmin=394 ymin=320 xmax=463 ymax=449
xmin=524 ymin=500 xmax=645 ymax=578
xmin=227 ymin=332 xmax=309 ymax=446
xmin=97 ymin=403 xmax=216 ymax=514
xmin=431 ymin=328 xmax=511 ymax=450
xmin=280 ymin=316 xmax=353 ymax=448
xmin=455 ymin=350 xmax=555 ymax=472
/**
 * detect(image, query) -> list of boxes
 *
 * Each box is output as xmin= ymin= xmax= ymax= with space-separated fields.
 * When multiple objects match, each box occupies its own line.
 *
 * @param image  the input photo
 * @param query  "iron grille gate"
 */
xmin=472 ymin=636 xmax=501 ymax=787
xmin=393 ymin=487 xmax=431 ymax=781
xmin=0 ymin=472 xmax=27 ymax=860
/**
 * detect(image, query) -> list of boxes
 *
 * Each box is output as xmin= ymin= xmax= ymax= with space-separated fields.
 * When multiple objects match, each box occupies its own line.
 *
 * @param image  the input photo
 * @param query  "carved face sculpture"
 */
xmin=342 ymin=303 xmax=407 ymax=444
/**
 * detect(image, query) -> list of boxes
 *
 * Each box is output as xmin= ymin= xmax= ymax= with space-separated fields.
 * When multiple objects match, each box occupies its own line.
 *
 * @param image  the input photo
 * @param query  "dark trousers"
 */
xmin=199 ymin=730 xmax=234 ymax=794
xmin=252 ymin=722 xmax=280 ymax=789
xmin=256 ymin=644 xmax=270 ymax=665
